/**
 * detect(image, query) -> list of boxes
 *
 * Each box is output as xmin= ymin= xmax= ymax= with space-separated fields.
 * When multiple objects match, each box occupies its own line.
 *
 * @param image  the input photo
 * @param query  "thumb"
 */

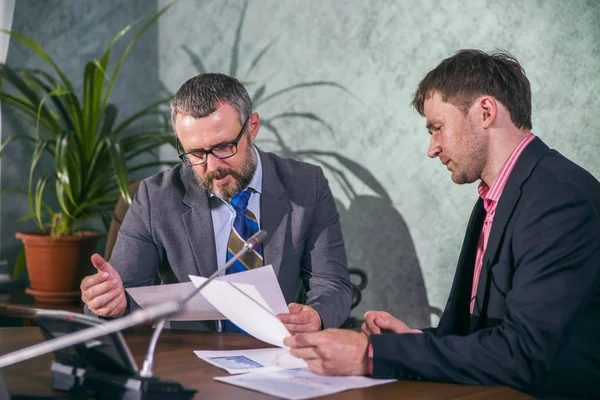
xmin=375 ymin=317 xmax=390 ymax=328
xmin=91 ymin=253 xmax=112 ymax=272
xmin=287 ymin=302 xmax=304 ymax=313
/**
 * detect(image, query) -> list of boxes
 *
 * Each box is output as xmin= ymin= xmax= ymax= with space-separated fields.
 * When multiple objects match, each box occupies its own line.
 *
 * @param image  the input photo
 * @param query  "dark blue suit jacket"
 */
xmin=371 ymin=138 xmax=600 ymax=399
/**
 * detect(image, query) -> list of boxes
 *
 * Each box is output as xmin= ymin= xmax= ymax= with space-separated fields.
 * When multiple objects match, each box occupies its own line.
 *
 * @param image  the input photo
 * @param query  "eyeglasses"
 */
xmin=177 ymin=117 xmax=250 ymax=166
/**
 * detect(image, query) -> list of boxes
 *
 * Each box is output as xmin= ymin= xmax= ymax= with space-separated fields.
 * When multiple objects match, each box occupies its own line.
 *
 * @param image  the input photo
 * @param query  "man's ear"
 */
xmin=248 ymin=112 xmax=260 ymax=140
xmin=478 ymin=96 xmax=497 ymax=129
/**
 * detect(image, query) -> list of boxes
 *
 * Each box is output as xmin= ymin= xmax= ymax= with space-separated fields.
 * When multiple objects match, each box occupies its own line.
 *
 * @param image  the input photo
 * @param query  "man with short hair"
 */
xmin=81 ymin=73 xmax=353 ymax=333
xmin=285 ymin=49 xmax=600 ymax=399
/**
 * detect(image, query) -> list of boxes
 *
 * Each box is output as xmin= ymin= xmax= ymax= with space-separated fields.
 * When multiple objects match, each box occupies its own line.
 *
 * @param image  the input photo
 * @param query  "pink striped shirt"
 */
xmin=470 ymin=133 xmax=535 ymax=313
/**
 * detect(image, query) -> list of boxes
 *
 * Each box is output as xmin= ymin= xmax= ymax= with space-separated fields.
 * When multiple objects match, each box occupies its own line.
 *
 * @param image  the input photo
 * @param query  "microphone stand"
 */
xmin=139 ymin=230 xmax=266 ymax=377
xmin=0 ymin=230 xmax=267 ymax=399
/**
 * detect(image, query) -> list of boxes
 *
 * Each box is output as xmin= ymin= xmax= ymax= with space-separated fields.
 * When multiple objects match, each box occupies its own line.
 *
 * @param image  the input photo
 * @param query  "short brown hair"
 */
xmin=170 ymin=73 xmax=252 ymax=128
xmin=412 ymin=49 xmax=532 ymax=130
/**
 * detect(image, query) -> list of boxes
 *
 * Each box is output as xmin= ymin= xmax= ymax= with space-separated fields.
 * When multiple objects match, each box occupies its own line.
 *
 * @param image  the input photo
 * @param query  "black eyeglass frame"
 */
xmin=177 ymin=116 xmax=250 ymax=166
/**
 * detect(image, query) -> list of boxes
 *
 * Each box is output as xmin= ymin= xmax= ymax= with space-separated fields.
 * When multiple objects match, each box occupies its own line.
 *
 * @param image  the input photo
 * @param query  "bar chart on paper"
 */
xmin=208 ymin=355 xmax=263 ymax=370
xmin=194 ymin=348 xmax=307 ymax=374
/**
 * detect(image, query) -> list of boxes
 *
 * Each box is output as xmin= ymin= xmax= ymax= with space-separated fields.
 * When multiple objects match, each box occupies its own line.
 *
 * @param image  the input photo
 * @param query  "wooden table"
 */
xmin=0 ymin=327 xmax=533 ymax=399
xmin=0 ymin=285 xmax=83 ymax=326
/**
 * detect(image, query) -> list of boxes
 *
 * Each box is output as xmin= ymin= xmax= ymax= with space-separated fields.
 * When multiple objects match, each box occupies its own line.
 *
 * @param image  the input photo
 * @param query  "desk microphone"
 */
xmin=0 ymin=229 xmax=268 ymax=370
xmin=139 ymin=229 xmax=267 ymax=378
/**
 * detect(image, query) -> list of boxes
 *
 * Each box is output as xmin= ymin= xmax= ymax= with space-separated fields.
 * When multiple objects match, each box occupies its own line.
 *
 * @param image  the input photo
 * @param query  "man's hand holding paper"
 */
xmin=277 ymin=303 xmax=322 ymax=333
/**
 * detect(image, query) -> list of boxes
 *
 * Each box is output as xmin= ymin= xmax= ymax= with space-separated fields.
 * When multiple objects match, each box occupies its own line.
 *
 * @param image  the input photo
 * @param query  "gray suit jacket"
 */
xmin=89 ymin=150 xmax=352 ymax=329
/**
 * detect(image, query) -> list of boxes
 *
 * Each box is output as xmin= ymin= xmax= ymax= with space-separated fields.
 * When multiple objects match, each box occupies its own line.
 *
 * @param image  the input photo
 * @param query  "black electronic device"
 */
xmin=33 ymin=310 xmax=196 ymax=400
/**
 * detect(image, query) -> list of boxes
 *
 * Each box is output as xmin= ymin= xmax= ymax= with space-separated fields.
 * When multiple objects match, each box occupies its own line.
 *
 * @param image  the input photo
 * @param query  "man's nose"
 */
xmin=428 ymin=136 xmax=441 ymax=159
xmin=206 ymin=153 xmax=225 ymax=171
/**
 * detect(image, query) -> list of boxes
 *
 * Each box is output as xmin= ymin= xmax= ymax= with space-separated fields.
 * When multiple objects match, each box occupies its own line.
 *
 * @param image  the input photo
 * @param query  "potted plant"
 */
xmin=0 ymin=4 xmax=176 ymax=304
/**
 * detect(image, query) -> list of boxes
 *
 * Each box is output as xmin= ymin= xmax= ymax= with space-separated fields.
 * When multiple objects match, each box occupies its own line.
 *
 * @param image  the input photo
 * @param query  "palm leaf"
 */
xmin=19 ymin=68 xmax=75 ymax=132
xmin=0 ymin=30 xmax=75 ymax=92
xmin=110 ymin=97 xmax=172 ymax=137
xmin=106 ymin=138 xmax=132 ymax=205
xmin=34 ymin=175 xmax=52 ymax=230
xmin=103 ymin=2 xmax=176 ymax=107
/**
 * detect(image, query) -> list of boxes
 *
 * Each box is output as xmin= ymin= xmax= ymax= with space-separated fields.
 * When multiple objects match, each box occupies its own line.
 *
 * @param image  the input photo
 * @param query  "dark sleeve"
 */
xmin=371 ymin=182 xmax=600 ymax=389
xmin=301 ymin=167 xmax=353 ymax=329
xmin=84 ymin=179 xmax=159 ymax=318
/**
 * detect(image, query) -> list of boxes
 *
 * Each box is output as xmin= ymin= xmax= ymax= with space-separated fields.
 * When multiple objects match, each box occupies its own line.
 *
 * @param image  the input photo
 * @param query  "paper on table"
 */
xmin=194 ymin=348 xmax=307 ymax=374
xmin=194 ymin=278 xmax=291 ymax=347
xmin=125 ymin=265 xmax=287 ymax=322
xmin=214 ymin=368 xmax=396 ymax=400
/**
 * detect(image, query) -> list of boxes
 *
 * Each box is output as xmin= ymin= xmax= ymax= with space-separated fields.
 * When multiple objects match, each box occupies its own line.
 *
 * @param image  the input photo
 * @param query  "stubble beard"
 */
xmin=451 ymin=120 xmax=487 ymax=185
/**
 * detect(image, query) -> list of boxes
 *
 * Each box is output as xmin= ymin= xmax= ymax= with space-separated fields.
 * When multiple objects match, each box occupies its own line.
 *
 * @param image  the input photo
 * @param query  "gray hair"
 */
xmin=170 ymin=73 xmax=252 ymax=128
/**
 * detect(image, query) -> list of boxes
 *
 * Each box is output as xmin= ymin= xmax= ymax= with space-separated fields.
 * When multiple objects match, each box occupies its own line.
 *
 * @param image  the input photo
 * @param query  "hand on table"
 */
xmin=284 ymin=329 xmax=370 ymax=376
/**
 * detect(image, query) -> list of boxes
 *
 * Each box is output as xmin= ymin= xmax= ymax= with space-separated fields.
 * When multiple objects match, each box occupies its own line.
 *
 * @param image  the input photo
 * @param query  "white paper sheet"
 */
xmin=214 ymin=368 xmax=396 ymax=400
xmin=126 ymin=281 xmax=218 ymax=321
xmin=195 ymin=278 xmax=292 ymax=347
xmin=125 ymin=265 xmax=287 ymax=322
xmin=188 ymin=264 xmax=289 ymax=315
xmin=194 ymin=348 xmax=307 ymax=374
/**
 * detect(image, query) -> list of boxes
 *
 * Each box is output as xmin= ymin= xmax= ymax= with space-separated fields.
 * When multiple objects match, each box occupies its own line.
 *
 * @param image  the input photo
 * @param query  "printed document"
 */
xmin=194 ymin=348 xmax=307 ymax=374
xmin=214 ymin=368 xmax=396 ymax=400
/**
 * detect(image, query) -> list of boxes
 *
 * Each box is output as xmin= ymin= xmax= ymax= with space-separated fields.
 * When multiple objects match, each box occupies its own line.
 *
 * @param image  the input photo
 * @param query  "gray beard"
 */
xmin=194 ymin=146 xmax=258 ymax=201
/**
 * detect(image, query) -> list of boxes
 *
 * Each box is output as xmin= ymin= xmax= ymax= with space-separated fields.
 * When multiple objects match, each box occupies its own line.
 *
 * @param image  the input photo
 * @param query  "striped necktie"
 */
xmin=226 ymin=189 xmax=264 ymax=273
xmin=224 ymin=189 xmax=263 ymax=333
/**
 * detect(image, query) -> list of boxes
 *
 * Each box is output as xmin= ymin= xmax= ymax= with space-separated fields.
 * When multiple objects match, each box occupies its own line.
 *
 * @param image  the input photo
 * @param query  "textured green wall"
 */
xmin=156 ymin=0 xmax=600 ymax=325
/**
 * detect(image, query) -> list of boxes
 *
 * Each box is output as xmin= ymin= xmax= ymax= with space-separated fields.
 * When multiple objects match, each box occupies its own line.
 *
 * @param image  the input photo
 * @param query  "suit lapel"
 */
xmin=439 ymin=199 xmax=485 ymax=335
xmin=258 ymin=151 xmax=291 ymax=278
xmin=180 ymin=167 xmax=218 ymax=278
xmin=468 ymin=137 xmax=549 ymax=332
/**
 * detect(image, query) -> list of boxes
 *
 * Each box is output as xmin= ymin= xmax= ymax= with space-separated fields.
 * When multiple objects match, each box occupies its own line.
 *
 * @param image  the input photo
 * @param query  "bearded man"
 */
xmin=81 ymin=73 xmax=352 ymax=333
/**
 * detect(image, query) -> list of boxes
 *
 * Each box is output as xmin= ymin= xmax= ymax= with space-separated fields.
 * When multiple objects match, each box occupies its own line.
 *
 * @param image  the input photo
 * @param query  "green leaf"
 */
xmin=27 ymin=140 xmax=51 ymax=223
xmin=100 ymin=104 xmax=118 ymax=137
xmin=106 ymin=138 xmax=132 ymax=205
xmin=34 ymin=175 xmax=52 ymax=230
xmin=1 ymin=30 xmax=75 ymax=93
xmin=111 ymin=97 xmax=172 ymax=138
xmin=11 ymin=246 xmax=26 ymax=281
xmin=0 ymin=135 xmax=18 ymax=156
xmin=103 ymin=2 xmax=176 ymax=107
xmin=19 ymin=68 xmax=75 ymax=133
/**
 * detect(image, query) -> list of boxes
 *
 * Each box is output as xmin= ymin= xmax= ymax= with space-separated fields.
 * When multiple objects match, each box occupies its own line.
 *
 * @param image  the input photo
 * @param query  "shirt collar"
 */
xmin=477 ymin=133 xmax=536 ymax=211
xmin=247 ymin=146 xmax=263 ymax=194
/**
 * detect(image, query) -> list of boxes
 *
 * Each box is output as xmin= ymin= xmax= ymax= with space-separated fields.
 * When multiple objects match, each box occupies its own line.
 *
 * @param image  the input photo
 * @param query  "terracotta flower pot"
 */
xmin=15 ymin=231 xmax=103 ymax=304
